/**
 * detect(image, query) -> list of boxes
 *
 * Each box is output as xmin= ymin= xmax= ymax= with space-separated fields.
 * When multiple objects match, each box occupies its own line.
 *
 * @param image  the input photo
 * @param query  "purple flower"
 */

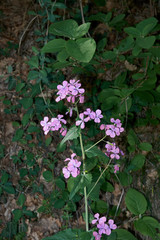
xmin=108 ymin=219 xmax=117 ymax=230
xmin=114 ymin=164 xmax=120 ymax=173
xmin=84 ymin=108 xmax=95 ymax=121
xmin=50 ymin=118 xmax=61 ymax=131
xmin=62 ymin=167 xmax=70 ymax=179
xmin=93 ymin=109 xmax=103 ymax=123
xmin=93 ymin=231 xmax=102 ymax=240
xmin=105 ymin=125 xmax=116 ymax=138
xmin=76 ymin=113 xmax=88 ymax=129
xmin=93 ymin=232 xmax=101 ymax=240
xmin=57 ymin=114 xmax=67 ymax=124
xmin=63 ymin=153 xmax=81 ymax=179
xmin=104 ymin=224 xmax=111 ymax=235
xmin=66 ymin=107 xmax=73 ymax=117
xmin=92 ymin=213 xmax=100 ymax=224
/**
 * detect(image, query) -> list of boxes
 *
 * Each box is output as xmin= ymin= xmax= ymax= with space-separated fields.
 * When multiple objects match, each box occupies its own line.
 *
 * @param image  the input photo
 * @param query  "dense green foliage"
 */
xmin=0 ymin=0 xmax=160 ymax=239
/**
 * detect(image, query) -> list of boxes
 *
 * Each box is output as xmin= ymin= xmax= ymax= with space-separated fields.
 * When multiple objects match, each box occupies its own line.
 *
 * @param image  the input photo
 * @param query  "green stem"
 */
xmin=76 ymin=104 xmax=88 ymax=232
xmin=85 ymin=135 xmax=107 ymax=153
xmin=79 ymin=132 xmax=89 ymax=232
xmin=87 ymin=158 xmax=112 ymax=199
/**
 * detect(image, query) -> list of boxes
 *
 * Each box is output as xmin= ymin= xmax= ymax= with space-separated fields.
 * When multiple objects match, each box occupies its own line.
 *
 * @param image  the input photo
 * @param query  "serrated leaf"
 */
xmin=125 ymin=188 xmax=147 ymax=215
xmin=59 ymin=126 xmax=78 ymax=149
xmin=41 ymin=39 xmax=66 ymax=53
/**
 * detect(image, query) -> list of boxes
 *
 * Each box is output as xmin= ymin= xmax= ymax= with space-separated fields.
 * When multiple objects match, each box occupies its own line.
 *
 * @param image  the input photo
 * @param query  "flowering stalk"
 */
xmin=76 ymin=104 xmax=89 ymax=232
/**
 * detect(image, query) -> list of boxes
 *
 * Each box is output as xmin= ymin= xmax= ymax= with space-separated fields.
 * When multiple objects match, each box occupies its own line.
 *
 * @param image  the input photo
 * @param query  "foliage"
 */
xmin=1 ymin=0 xmax=160 ymax=239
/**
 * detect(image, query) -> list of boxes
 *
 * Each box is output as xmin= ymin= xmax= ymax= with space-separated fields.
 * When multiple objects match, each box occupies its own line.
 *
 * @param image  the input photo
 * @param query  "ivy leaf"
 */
xmin=17 ymin=194 xmax=26 ymax=207
xmin=125 ymin=188 xmax=147 ymax=215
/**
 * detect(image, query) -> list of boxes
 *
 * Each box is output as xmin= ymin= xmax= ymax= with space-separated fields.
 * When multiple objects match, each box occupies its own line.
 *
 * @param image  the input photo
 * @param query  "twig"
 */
xmin=18 ymin=15 xmax=38 ymax=55
xmin=79 ymin=0 xmax=91 ymax=38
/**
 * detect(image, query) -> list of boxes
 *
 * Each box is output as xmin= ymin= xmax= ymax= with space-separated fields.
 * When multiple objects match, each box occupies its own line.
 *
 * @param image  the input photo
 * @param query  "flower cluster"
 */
xmin=92 ymin=213 xmax=117 ymax=240
xmin=40 ymin=115 xmax=67 ymax=136
xmin=76 ymin=108 xmax=103 ymax=129
xmin=105 ymin=143 xmax=124 ymax=160
xmin=100 ymin=118 xmax=124 ymax=138
xmin=56 ymin=79 xmax=85 ymax=103
xmin=62 ymin=153 xmax=81 ymax=179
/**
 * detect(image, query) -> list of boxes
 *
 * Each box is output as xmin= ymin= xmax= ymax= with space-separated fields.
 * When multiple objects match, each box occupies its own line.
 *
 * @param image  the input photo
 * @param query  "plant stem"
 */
xmin=85 ymin=135 xmax=107 ymax=152
xmin=76 ymin=104 xmax=89 ymax=232
xmin=87 ymin=158 xmax=112 ymax=199
xmin=79 ymin=132 xmax=89 ymax=232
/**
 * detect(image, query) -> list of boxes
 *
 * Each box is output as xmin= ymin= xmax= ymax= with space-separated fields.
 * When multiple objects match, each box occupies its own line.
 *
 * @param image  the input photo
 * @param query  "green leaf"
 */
xmin=152 ymin=104 xmax=160 ymax=119
xmin=12 ymin=209 xmax=23 ymax=222
xmin=85 ymin=157 xmax=98 ymax=171
xmin=20 ymin=98 xmax=33 ymax=109
xmin=12 ymin=129 xmax=24 ymax=142
xmin=57 ymin=49 xmax=69 ymax=62
xmin=2 ymin=184 xmax=15 ymax=194
xmin=118 ymin=36 xmax=134 ymax=52
xmin=139 ymin=142 xmax=152 ymax=151
xmin=55 ymin=178 xmax=65 ymax=190
xmin=59 ymin=126 xmax=78 ymax=149
xmin=28 ymin=70 xmax=39 ymax=80
xmin=17 ymin=194 xmax=26 ymax=207
xmin=49 ymin=20 xmax=90 ymax=39
xmin=114 ymin=229 xmax=138 ymax=240
xmin=136 ymin=36 xmax=155 ymax=49
xmin=75 ymin=22 xmax=91 ymax=38
xmin=129 ymin=154 xmax=146 ymax=171
xmin=118 ymin=172 xmax=132 ymax=186
xmin=136 ymin=17 xmax=158 ymax=36
xmin=42 ymin=228 xmax=79 ymax=240
xmin=22 ymin=114 xmax=31 ymax=126
xmin=54 ymin=199 xmax=65 ymax=209
xmin=109 ymin=14 xmax=125 ymax=26
xmin=101 ymin=181 xmax=114 ymax=192
xmin=134 ymin=216 xmax=159 ymax=239
xmin=43 ymin=171 xmax=53 ymax=182
xmin=125 ymin=188 xmax=147 ymax=215
xmin=85 ymin=144 xmax=107 ymax=159
xmin=102 ymin=51 xmax=117 ymax=60
xmin=91 ymin=200 xmax=108 ymax=214
xmin=1 ymin=172 xmax=9 ymax=184
xmin=16 ymin=83 xmax=25 ymax=92
xmin=69 ymin=175 xmax=83 ymax=200
xmin=124 ymin=27 xmax=141 ymax=37
xmin=28 ymin=56 xmax=39 ymax=68
xmin=41 ymin=39 xmax=66 ymax=53
xmin=66 ymin=38 xmax=96 ymax=63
